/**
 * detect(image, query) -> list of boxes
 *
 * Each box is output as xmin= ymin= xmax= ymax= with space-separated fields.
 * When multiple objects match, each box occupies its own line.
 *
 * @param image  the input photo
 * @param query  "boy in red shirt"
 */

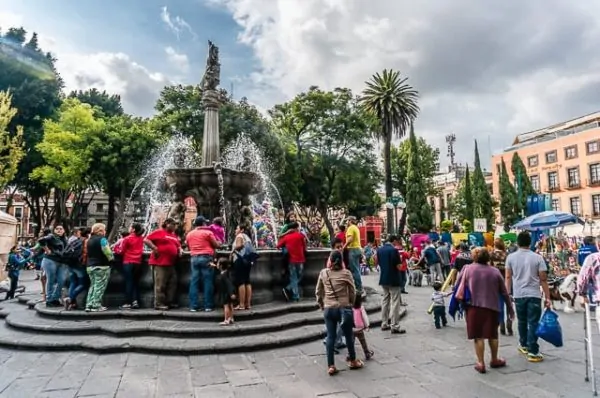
xmin=277 ymin=222 xmax=306 ymax=302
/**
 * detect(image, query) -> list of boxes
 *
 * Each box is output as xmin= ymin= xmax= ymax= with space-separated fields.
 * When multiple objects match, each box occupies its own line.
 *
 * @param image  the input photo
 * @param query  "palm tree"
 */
xmin=360 ymin=69 xmax=419 ymax=234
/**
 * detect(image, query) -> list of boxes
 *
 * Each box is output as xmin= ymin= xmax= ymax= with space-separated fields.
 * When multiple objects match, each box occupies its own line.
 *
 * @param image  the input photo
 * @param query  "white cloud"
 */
xmin=212 ymin=0 xmax=600 ymax=168
xmin=165 ymin=46 xmax=189 ymax=72
xmin=58 ymin=52 xmax=171 ymax=117
xmin=160 ymin=6 xmax=196 ymax=40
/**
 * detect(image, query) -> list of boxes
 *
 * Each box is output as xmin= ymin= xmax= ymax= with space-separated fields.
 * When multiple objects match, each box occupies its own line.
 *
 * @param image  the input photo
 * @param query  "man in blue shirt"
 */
xmin=375 ymin=235 xmax=406 ymax=334
xmin=578 ymin=236 xmax=598 ymax=266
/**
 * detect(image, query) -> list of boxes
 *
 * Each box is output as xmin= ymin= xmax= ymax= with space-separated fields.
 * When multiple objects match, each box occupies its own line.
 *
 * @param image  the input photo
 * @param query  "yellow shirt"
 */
xmin=346 ymin=225 xmax=361 ymax=249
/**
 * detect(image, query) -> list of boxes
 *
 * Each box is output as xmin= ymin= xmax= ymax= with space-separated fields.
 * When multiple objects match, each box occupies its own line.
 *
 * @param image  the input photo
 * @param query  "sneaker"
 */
xmin=381 ymin=324 xmax=391 ymax=331
xmin=204 ymin=308 xmax=214 ymax=312
xmin=365 ymin=350 xmax=374 ymax=360
xmin=189 ymin=308 xmax=198 ymax=312
xmin=391 ymin=327 xmax=406 ymax=334
xmin=131 ymin=301 xmax=140 ymax=309
xmin=282 ymin=288 xmax=290 ymax=302
xmin=91 ymin=306 xmax=108 ymax=312
xmin=517 ymin=346 xmax=528 ymax=355
xmin=527 ymin=353 xmax=544 ymax=363
xmin=63 ymin=297 xmax=71 ymax=310
xmin=155 ymin=305 xmax=169 ymax=311
xmin=120 ymin=304 xmax=132 ymax=310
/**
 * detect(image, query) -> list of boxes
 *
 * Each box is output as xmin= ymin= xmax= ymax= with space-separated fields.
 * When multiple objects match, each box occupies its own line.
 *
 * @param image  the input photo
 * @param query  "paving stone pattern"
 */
xmin=0 ymin=272 xmax=597 ymax=397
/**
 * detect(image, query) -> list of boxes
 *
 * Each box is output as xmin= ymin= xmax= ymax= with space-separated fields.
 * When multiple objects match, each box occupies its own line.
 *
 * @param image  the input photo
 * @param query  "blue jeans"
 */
xmin=68 ymin=266 xmax=88 ymax=302
xmin=189 ymin=255 xmax=214 ymax=310
xmin=6 ymin=270 xmax=19 ymax=299
xmin=286 ymin=263 xmax=303 ymax=301
xmin=43 ymin=258 xmax=67 ymax=303
xmin=324 ymin=307 xmax=356 ymax=367
xmin=122 ymin=263 xmax=140 ymax=305
xmin=348 ymin=248 xmax=363 ymax=292
xmin=515 ymin=297 xmax=542 ymax=354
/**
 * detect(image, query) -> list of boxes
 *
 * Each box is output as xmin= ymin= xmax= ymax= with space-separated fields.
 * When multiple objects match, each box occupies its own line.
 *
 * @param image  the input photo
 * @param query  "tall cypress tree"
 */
xmin=406 ymin=124 xmax=433 ymax=232
xmin=463 ymin=165 xmax=474 ymax=226
xmin=472 ymin=140 xmax=495 ymax=231
xmin=510 ymin=152 xmax=535 ymax=215
xmin=499 ymin=157 xmax=518 ymax=231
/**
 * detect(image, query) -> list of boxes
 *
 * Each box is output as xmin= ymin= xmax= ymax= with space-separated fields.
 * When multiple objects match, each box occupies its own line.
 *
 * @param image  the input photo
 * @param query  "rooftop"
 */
xmin=501 ymin=110 xmax=600 ymax=153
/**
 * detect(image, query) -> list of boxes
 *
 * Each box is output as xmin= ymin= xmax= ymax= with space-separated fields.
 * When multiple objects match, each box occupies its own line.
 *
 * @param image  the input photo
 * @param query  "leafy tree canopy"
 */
xmin=0 ymin=91 xmax=24 ymax=190
xmin=405 ymin=125 xmax=433 ymax=233
xmin=69 ymin=88 xmax=124 ymax=118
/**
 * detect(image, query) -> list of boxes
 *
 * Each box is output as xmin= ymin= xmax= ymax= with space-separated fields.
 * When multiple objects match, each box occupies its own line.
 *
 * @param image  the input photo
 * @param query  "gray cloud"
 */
xmin=214 ymin=0 xmax=600 ymax=168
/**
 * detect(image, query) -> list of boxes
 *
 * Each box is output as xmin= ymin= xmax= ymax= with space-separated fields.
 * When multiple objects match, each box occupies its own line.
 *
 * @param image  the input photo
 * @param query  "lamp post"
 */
xmin=385 ymin=191 xmax=406 ymax=234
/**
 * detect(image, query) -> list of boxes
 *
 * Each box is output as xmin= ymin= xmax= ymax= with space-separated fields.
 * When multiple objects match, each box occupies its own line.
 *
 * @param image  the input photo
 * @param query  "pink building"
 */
xmin=491 ymin=111 xmax=600 ymax=233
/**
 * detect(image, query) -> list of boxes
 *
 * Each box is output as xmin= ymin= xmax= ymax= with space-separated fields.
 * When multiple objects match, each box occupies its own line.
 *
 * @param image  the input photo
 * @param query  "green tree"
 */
xmin=390 ymin=135 xmax=439 ymax=232
xmin=472 ymin=140 xmax=495 ymax=231
xmin=0 ymin=91 xmax=24 ymax=189
xmin=89 ymin=115 xmax=162 ymax=238
xmin=32 ymin=98 xmax=105 ymax=228
xmin=359 ymin=69 xmax=419 ymax=233
xmin=270 ymin=87 xmax=380 ymax=237
xmin=499 ymin=157 xmax=518 ymax=231
xmin=510 ymin=152 xmax=535 ymax=215
xmin=0 ymin=26 xmax=63 ymax=229
xmin=463 ymin=166 xmax=474 ymax=224
xmin=405 ymin=125 xmax=433 ymax=233
xmin=69 ymin=88 xmax=124 ymax=118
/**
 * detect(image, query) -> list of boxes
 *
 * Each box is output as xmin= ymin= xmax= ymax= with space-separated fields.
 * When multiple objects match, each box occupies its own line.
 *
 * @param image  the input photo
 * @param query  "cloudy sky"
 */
xmin=2 ymin=0 xmax=600 ymax=169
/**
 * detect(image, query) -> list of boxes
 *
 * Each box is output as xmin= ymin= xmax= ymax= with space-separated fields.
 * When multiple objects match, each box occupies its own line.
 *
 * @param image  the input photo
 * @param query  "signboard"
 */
xmin=474 ymin=218 xmax=487 ymax=232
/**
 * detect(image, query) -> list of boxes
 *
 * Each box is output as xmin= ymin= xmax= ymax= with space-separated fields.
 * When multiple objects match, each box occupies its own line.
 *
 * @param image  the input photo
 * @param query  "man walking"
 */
xmin=344 ymin=216 xmax=363 ymax=295
xmin=436 ymin=241 xmax=451 ymax=280
xmin=375 ymin=235 xmax=406 ymax=334
xmin=505 ymin=231 xmax=551 ymax=363
xmin=422 ymin=241 xmax=443 ymax=282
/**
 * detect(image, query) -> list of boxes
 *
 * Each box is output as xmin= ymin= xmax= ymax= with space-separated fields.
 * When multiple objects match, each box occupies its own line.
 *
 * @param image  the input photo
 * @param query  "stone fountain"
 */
xmin=162 ymin=41 xmax=261 ymax=236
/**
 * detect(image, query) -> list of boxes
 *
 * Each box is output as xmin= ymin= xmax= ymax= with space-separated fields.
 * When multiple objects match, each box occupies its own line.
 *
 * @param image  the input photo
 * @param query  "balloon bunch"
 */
xmin=252 ymin=200 xmax=279 ymax=248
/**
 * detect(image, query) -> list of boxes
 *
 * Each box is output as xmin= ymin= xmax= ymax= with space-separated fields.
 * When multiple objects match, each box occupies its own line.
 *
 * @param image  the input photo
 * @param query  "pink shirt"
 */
xmin=208 ymin=224 xmax=225 ymax=244
xmin=186 ymin=227 xmax=216 ymax=256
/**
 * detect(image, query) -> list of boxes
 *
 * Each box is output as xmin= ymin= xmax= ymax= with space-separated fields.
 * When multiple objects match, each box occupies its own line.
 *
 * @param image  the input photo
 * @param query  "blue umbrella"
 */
xmin=511 ymin=211 xmax=584 ymax=231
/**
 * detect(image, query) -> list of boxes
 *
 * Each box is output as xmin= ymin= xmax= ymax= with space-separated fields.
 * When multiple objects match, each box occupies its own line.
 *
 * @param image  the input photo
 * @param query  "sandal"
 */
xmin=328 ymin=366 xmax=338 ymax=376
xmin=233 ymin=306 xmax=244 ymax=310
xmin=490 ymin=358 xmax=506 ymax=368
xmin=365 ymin=350 xmax=374 ymax=360
xmin=474 ymin=362 xmax=486 ymax=374
xmin=348 ymin=359 xmax=364 ymax=369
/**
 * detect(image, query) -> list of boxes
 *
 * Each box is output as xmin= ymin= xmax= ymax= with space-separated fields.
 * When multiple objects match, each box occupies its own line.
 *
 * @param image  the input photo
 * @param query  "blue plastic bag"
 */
xmin=536 ymin=309 xmax=563 ymax=347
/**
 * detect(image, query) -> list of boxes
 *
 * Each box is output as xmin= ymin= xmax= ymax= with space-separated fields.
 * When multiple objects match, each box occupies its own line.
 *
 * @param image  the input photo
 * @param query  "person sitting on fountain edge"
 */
xmin=277 ymin=222 xmax=306 ymax=302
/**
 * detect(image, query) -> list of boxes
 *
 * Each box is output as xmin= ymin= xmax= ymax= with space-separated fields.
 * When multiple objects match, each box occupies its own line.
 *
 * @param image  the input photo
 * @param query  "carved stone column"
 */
xmin=201 ymin=89 xmax=221 ymax=167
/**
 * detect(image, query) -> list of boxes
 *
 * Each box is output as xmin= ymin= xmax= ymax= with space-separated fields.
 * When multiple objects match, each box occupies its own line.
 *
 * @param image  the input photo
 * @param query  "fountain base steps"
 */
xmin=0 ymin=292 xmax=405 ymax=355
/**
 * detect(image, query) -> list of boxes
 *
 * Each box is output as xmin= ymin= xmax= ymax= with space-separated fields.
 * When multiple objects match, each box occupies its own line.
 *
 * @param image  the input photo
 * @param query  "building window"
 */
xmin=590 ymin=163 xmax=600 ymax=186
xmin=567 ymin=167 xmax=580 ymax=188
xmin=548 ymin=171 xmax=559 ymax=190
xmin=570 ymin=197 xmax=582 ymax=216
xmin=96 ymin=203 xmax=105 ymax=212
xmin=551 ymin=198 xmax=561 ymax=211
xmin=530 ymin=175 xmax=540 ymax=192
xmin=14 ymin=207 xmax=22 ymax=219
xmin=593 ymin=194 xmax=600 ymax=217
xmin=587 ymin=140 xmax=600 ymax=155
xmin=527 ymin=155 xmax=538 ymax=167
xmin=545 ymin=150 xmax=557 ymax=164
xmin=564 ymin=145 xmax=578 ymax=160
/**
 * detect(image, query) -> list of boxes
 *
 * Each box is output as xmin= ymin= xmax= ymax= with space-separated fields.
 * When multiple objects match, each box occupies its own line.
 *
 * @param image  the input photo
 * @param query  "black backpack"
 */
xmin=62 ymin=238 xmax=84 ymax=266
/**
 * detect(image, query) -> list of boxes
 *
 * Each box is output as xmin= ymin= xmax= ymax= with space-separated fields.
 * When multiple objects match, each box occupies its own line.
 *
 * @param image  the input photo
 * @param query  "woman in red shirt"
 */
xmin=144 ymin=218 xmax=181 ymax=310
xmin=120 ymin=222 xmax=145 ymax=309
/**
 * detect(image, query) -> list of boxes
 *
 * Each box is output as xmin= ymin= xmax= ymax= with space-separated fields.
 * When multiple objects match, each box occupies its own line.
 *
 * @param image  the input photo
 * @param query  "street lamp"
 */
xmin=385 ymin=191 xmax=406 ymax=234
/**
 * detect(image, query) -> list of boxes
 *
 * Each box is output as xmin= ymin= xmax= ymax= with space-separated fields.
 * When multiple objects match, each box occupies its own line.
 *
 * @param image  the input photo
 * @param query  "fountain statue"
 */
xmin=161 ymin=41 xmax=262 ymax=236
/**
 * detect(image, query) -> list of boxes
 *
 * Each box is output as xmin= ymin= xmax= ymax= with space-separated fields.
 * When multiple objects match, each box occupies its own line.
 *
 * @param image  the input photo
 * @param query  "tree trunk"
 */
xmin=320 ymin=206 xmax=334 ymax=246
xmin=398 ymin=208 xmax=408 ymax=235
xmin=107 ymin=192 xmax=116 ymax=234
xmin=108 ymin=186 xmax=127 ymax=242
xmin=383 ymin=133 xmax=394 ymax=234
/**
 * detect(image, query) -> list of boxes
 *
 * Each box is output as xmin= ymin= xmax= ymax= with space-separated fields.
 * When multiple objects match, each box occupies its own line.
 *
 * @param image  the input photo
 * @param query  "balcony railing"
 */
xmin=588 ymin=179 xmax=600 ymax=187
xmin=566 ymin=181 xmax=582 ymax=190
xmin=545 ymin=184 xmax=561 ymax=193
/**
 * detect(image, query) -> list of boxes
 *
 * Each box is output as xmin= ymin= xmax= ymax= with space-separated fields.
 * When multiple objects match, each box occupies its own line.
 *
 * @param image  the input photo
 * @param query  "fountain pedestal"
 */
xmin=201 ymin=89 xmax=221 ymax=167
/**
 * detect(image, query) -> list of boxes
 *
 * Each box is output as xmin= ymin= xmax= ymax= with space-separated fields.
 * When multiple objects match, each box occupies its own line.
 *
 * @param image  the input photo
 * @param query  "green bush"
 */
xmin=441 ymin=220 xmax=453 ymax=232
xmin=462 ymin=219 xmax=472 ymax=233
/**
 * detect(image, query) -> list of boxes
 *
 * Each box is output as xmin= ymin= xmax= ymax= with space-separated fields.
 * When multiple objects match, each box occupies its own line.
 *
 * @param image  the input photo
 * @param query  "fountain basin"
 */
xmin=96 ymin=249 xmax=331 ymax=308
xmin=164 ymin=167 xmax=263 ymax=199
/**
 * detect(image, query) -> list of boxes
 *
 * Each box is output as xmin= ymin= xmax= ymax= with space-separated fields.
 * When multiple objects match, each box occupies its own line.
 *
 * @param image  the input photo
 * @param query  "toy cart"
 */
xmin=584 ymin=302 xmax=599 ymax=396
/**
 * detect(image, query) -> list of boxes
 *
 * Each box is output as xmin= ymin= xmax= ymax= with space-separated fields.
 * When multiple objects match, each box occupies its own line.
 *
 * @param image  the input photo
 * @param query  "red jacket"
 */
xmin=147 ymin=228 xmax=180 ymax=266
xmin=277 ymin=231 xmax=307 ymax=263
xmin=121 ymin=234 xmax=144 ymax=265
